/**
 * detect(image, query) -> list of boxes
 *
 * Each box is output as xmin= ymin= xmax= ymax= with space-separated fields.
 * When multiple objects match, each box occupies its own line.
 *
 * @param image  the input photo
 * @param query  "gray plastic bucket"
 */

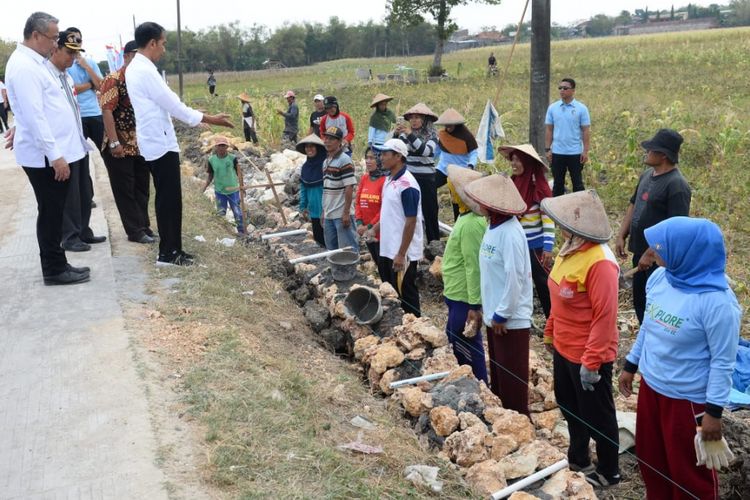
xmin=327 ymin=250 xmax=360 ymax=281
xmin=344 ymin=287 xmax=383 ymax=325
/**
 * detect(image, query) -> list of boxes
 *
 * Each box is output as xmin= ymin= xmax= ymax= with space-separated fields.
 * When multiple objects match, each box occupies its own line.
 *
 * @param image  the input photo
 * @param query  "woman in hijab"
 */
xmin=541 ymin=190 xmax=620 ymax=488
xmin=297 ymin=134 xmax=327 ymax=247
xmin=367 ymin=93 xmax=396 ymax=151
xmin=619 ymin=217 xmax=740 ymax=499
xmin=396 ymin=103 xmax=440 ymax=242
xmin=465 ymin=173 xmax=533 ymax=415
xmin=501 ymin=144 xmax=554 ymax=319
xmin=355 ymin=147 xmax=387 ymax=272
xmin=434 ymin=108 xmax=479 ymax=220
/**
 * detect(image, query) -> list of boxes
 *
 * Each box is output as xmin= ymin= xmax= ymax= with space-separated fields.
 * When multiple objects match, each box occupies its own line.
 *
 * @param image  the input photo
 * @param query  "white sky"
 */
xmin=1 ymin=1 xmax=713 ymax=60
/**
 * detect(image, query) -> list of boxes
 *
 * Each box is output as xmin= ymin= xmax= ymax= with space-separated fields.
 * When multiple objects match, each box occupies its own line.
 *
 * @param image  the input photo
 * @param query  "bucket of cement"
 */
xmin=344 ymin=287 xmax=383 ymax=325
xmin=327 ymin=250 xmax=360 ymax=281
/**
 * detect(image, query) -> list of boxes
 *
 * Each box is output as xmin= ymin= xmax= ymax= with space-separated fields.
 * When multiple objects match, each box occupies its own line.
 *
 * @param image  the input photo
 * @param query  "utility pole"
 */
xmin=529 ymin=0 xmax=550 ymax=155
xmin=132 ymin=15 xmax=136 ymax=32
xmin=176 ymin=0 xmax=184 ymax=98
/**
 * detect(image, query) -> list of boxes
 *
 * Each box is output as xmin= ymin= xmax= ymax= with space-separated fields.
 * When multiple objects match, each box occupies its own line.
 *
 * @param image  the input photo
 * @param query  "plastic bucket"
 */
xmin=327 ymin=250 xmax=360 ymax=281
xmin=344 ymin=287 xmax=383 ymax=325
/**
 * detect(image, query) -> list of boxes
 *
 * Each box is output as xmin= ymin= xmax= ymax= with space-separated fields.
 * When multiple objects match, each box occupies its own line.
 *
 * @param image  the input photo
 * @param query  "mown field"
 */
xmin=180 ymin=27 xmax=750 ymax=314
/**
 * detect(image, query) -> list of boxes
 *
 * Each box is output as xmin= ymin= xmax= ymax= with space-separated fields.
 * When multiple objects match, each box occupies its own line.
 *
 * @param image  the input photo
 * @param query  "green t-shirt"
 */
xmin=208 ymin=153 xmax=239 ymax=195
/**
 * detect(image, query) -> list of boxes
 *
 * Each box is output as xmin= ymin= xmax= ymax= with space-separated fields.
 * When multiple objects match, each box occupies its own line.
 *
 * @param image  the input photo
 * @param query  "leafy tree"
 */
xmin=730 ymin=0 xmax=750 ymax=26
xmin=387 ymin=0 xmax=502 ymax=71
xmin=586 ymin=14 xmax=615 ymax=37
xmin=267 ymin=24 xmax=307 ymax=67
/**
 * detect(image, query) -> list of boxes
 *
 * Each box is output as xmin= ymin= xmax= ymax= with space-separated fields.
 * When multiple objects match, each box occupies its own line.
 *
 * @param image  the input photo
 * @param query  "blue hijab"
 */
xmin=644 ymin=216 xmax=728 ymax=293
xmin=300 ymin=146 xmax=326 ymax=187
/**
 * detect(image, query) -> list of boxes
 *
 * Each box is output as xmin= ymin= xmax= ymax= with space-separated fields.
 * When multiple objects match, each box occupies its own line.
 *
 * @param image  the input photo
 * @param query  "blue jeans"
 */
xmin=215 ymin=191 xmax=245 ymax=234
xmin=323 ymin=215 xmax=359 ymax=251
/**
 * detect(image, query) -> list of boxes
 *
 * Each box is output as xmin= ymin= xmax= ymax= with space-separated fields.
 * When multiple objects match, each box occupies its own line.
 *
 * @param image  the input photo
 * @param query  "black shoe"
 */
xmin=585 ymin=471 xmax=621 ymax=488
xmin=91 ymin=200 xmax=97 ymax=208
xmin=129 ymin=234 xmax=155 ymax=244
xmin=44 ymin=269 xmax=90 ymax=286
xmin=156 ymin=251 xmax=193 ymax=267
xmin=66 ymin=263 xmax=91 ymax=273
xmin=179 ymin=251 xmax=195 ymax=261
xmin=63 ymin=241 xmax=91 ymax=252
xmin=82 ymin=235 xmax=106 ymax=244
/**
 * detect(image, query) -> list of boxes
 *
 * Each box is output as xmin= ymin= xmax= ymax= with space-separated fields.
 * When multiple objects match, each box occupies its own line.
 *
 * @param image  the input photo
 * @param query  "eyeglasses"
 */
xmin=558 ymin=86 xmax=572 ymax=90
xmin=36 ymin=31 xmax=59 ymax=42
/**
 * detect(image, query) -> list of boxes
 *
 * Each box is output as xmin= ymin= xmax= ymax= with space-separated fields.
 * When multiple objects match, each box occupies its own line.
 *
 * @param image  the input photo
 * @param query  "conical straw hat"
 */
xmin=498 ymin=144 xmax=549 ymax=171
xmin=237 ymin=92 xmax=252 ymax=102
xmin=403 ymin=102 xmax=438 ymax=121
xmin=447 ymin=165 xmax=487 ymax=216
xmin=370 ymin=93 xmax=393 ymax=108
xmin=464 ymin=173 xmax=527 ymax=216
xmin=295 ymin=133 xmax=325 ymax=154
xmin=435 ymin=108 xmax=466 ymax=126
xmin=540 ymin=190 xmax=612 ymax=243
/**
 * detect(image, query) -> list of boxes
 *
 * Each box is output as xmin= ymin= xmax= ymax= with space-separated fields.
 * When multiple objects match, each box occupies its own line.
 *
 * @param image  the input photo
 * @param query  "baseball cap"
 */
xmin=123 ymin=40 xmax=138 ymax=53
xmin=323 ymin=96 xmax=338 ymax=108
xmin=375 ymin=138 xmax=408 ymax=158
xmin=58 ymin=30 xmax=85 ymax=52
xmin=213 ymin=136 xmax=230 ymax=146
xmin=313 ymin=94 xmax=324 ymax=101
xmin=284 ymin=90 xmax=296 ymax=98
xmin=323 ymin=126 xmax=344 ymax=139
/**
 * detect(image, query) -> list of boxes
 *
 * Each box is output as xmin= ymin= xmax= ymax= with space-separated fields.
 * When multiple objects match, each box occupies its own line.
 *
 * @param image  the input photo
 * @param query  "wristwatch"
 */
xmin=109 ymin=141 xmax=121 ymax=149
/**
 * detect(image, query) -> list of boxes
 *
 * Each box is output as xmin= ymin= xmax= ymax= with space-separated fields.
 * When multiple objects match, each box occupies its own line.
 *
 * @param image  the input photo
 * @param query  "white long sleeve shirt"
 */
xmin=126 ymin=53 xmax=203 ymax=161
xmin=478 ymin=217 xmax=533 ymax=329
xmin=5 ymin=44 xmax=88 ymax=167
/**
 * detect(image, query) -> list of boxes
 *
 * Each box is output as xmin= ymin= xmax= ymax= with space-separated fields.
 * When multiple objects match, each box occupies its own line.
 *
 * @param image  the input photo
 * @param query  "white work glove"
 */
xmin=579 ymin=365 xmax=601 ymax=391
xmin=694 ymin=429 xmax=734 ymax=471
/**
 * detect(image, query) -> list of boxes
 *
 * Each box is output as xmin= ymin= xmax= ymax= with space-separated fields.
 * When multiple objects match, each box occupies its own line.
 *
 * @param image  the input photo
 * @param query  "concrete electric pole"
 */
xmin=176 ymin=0 xmax=184 ymax=98
xmin=529 ymin=0 xmax=551 ymax=155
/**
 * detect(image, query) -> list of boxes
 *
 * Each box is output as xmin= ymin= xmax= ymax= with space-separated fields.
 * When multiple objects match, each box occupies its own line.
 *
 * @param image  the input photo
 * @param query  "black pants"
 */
xmin=530 ymin=248 xmax=552 ymax=318
xmin=310 ymin=217 xmax=325 ymax=247
xmin=282 ymin=131 xmax=297 ymax=143
xmin=23 ymin=163 xmax=70 ymax=277
xmin=81 ymin=115 xmax=104 ymax=200
xmin=553 ymin=351 xmax=619 ymax=477
xmin=434 ymin=170 xmax=460 ymax=221
xmin=208 ymin=85 xmax=216 ymax=95
xmin=412 ymin=171 xmax=440 ymax=242
xmin=62 ymin=158 xmax=94 ymax=245
xmin=378 ymin=257 xmax=420 ymax=317
xmin=243 ymin=124 xmax=258 ymax=144
xmin=0 ymin=105 xmax=8 ymax=131
xmin=102 ymin=149 xmax=151 ymax=240
xmin=551 ymin=153 xmax=584 ymax=196
xmin=147 ymin=152 xmax=182 ymax=256
xmin=632 ymin=252 xmax=658 ymax=324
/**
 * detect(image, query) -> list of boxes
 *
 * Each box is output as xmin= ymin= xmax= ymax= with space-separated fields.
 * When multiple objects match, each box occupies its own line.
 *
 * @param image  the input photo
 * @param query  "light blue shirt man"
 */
xmin=66 ymin=55 xmax=103 ymax=118
xmin=544 ymin=97 xmax=590 ymax=155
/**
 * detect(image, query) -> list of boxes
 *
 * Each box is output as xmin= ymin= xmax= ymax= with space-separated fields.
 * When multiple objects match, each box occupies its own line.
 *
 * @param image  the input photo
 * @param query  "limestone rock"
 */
xmin=429 ymin=256 xmax=443 ymax=280
xmin=443 ymin=365 xmax=474 ymax=383
xmin=353 ymin=335 xmax=380 ymax=361
xmin=443 ymin=424 xmax=489 ymax=467
xmin=465 ymin=459 xmax=507 ymax=497
xmin=541 ymin=470 xmax=597 ymax=500
xmin=550 ymin=419 xmax=570 ymax=449
xmin=430 ymin=375 xmax=485 ymax=416
xmin=400 ymin=387 xmax=433 ymax=417
xmin=422 ymin=346 xmax=460 ymax=375
xmin=430 ymin=406 xmax=460 ymax=437
xmin=340 ymin=317 xmax=372 ymax=341
xmin=531 ymin=409 xmax=561 ymax=431
xmin=370 ymin=344 xmax=405 ymax=374
xmin=379 ymin=369 xmax=399 ymax=395
xmin=459 ymin=411 xmax=485 ymax=430
xmin=497 ymin=449 xmax=538 ymax=480
xmin=509 ymin=492 xmax=540 ymax=499
xmin=487 ymin=433 xmax=519 ymax=460
xmin=479 ymin=381 xmax=503 ymax=410
xmin=517 ymin=439 xmax=566 ymax=469
xmin=406 ymin=347 xmax=427 ymax=360
xmin=379 ymin=281 xmax=399 ymax=299
xmin=488 ymin=408 xmax=535 ymax=446
xmin=392 ymin=323 xmax=426 ymax=352
xmin=401 ymin=314 xmax=449 ymax=348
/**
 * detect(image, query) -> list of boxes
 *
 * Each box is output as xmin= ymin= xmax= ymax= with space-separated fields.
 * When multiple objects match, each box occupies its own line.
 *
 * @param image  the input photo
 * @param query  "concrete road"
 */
xmin=0 ymin=145 xmax=168 ymax=499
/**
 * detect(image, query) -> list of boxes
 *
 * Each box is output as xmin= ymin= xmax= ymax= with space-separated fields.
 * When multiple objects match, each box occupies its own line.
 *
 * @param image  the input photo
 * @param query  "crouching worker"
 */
xmin=297 ymin=134 xmax=327 ymax=247
xmin=619 ymin=217 xmax=740 ymax=499
xmin=201 ymin=136 xmax=245 ymax=234
xmin=441 ymin=165 xmax=488 ymax=383
xmin=541 ymin=190 xmax=620 ymax=488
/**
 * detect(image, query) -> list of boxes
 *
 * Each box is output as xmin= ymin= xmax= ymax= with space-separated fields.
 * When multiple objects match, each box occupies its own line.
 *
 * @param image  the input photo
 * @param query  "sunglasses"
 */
xmin=558 ymin=86 xmax=573 ymax=90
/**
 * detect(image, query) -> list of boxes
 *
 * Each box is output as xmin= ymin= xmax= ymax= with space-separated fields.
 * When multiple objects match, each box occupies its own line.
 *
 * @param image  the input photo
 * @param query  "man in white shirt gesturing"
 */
xmin=127 ymin=21 xmax=233 ymax=266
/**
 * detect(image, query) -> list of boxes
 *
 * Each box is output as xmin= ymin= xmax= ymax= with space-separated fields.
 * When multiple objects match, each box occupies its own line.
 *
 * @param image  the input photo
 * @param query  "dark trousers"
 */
xmin=551 ymin=153 xmax=584 ymax=196
xmin=208 ymin=85 xmax=216 ymax=95
xmin=0 ymin=105 xmax=8 ymax=131
xmin=445 ymin=298 xmax=488 ymax=384
xmin=632 ymin=253 xmax=658 ymax=324
xmin=487 ymin=326 xmax=530 ymax=415
xmin=62 ymin=159 xmax=94 ymax=245
xmin=365 ymin=241 xmax=387 ymax=282
xmin=23 ymin=164 xmax=69 ymax=277
xmin=636 ymin=379 xmax=718 ymax=500
xmin=553 ymin=351 xmax=619 ymax=477
xmin=102 ymin=149 xmax=151 ymax=240
xmin=434 ymin=170 xmax=460 ymax=221
xmin=310 ymin=217 xmax=325 ymax=247
xmin=81 ymin=116 xmax=104 ymax=199
xmin=243 ymin=124 xmax=258 ymax=144
xmin=147 ymin=152 xmax=182 ymax=256
xmin=412 ymin=172 xmax=440 ymax=242
xmin=530 ymin=248 xmax=552 ymax=318
xmin=378 ymin=257 xmax=420 ymax=317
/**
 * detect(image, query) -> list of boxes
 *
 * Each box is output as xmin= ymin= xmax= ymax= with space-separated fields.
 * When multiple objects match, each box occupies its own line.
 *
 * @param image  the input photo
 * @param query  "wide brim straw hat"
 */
xmin=447 ymin=165 xmax=487 ymax=216
xmin=464 ymin=173 xmax=527 ymax=216
xmin=370 ymin=93 xmax=393 ymax=108
xmin=295 ymin=133 xmax=325 ymax=154
xmin=540 ymin=189 xmax=612 ymax=243
xmin=237 ymin=92 xmax=252 ymax=102
xmin=435 ymin=108 xmax=466 ymax=126
xmin=498 ymin=143 xmax=549 ymax=172
xmin=403 ymin=102 xmax=438 ymax=121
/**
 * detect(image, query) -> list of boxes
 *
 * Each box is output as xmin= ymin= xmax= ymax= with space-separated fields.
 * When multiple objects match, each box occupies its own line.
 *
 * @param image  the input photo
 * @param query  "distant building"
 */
xmin=615 ymin=18 xmax=719 ymax=36
xmin=446 ymin=29 xmax=509 ymax=53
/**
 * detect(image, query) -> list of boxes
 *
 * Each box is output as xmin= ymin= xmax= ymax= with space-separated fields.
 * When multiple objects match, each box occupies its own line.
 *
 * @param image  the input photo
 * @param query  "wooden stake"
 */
xmin=234 ymin=149 xmax=288 ymax=225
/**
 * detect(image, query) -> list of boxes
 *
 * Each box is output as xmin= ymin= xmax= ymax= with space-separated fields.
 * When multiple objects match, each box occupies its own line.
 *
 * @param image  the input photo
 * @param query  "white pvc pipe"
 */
xmin=438 ymin=221 xmax=453 ymax=235
xmin=490 ymin=459 xmax=569 ymax=500
xmin=389 ymin=371 xmax=450 ymax=389
xmin=261 ymin=229 xmax=307 ymax=240
xmin=288 ymin=246 xmax=354 ymax=264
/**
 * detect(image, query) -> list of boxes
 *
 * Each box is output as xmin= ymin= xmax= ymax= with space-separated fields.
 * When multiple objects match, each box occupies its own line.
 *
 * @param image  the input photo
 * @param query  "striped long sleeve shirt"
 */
xmin=519 ymin=203 xmax=555 ymax=252
xmin=398 ymin=131 xmax=437 ymax=175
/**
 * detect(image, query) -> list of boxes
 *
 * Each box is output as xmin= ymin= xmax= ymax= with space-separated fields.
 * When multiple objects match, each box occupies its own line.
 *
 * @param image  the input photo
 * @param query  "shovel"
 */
xmin=619 ymin=267 xmax=638 ymax=289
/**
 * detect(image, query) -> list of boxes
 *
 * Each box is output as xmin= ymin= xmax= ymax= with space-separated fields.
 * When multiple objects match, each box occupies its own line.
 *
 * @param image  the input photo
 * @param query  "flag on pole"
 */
xmin=105 ymin=45 xmax=124 ymax=73
xmin=476 ymin=100 xmax=505 ymax=164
